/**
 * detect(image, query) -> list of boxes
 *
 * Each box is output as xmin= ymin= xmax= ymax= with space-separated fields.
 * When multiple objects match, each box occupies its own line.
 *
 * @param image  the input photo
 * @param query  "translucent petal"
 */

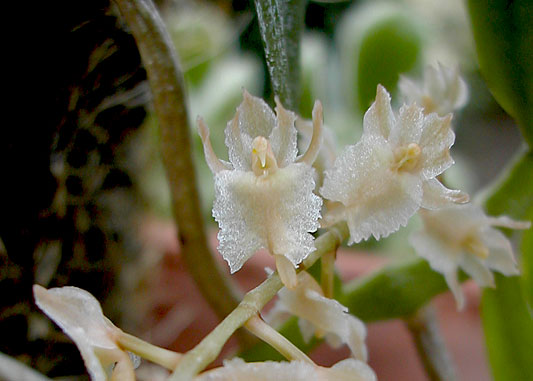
xmin=225 ymin=90 xmax=277 ymax=170
xmin=213 ymin=163 xmax=321 ymax=272
xmin=277 ymin=272 xmax=367 ymax=361
xmin=269 ymin=98 xmax=298 ymax=167
xmin=480 ymin=228 xmax=520 ymax=276
xmin=421 ymin=178 xmax=469 ymax=210
xmin=409 ymin=231 xmax=458 ymax=275
xmin=362 ymin=85 xmax=395 ymax=139
xmin=444 ymin=270 xmax=464 ymax=310
xmin=389 ymin=103 xmax=424 ymax=146
xmin=322 ymin=135 xmax=423 ymax=243
xmin=33 ymin=285 xmax=120 ymax=381
xmin=418 ymin=113 xmax=455 ymax=179
xmin=459 ymin=254 xmax=495 ymax=288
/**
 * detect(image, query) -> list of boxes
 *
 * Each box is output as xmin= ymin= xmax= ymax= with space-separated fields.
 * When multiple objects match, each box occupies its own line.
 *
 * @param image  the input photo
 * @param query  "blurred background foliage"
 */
xmin=1 ymin=0 xmax=530 ymax=379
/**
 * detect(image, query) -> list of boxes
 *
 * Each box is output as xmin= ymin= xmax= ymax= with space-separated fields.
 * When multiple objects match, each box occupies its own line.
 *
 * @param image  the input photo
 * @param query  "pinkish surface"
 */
xmin=137 ymin=218 xmax=490 ymax=380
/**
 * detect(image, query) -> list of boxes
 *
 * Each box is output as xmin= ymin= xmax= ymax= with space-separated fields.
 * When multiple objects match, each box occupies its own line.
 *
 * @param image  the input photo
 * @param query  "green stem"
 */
xmin=254 ymin=0 xmax=306 ymax=110
xmin=404 ymin=304 xmax=457 ymax=381
xmin=321 ymin=249 xmax=336 ymax=299
xmin=116 ymin=331 xmax=181 ymax=370
xmin=114 ymin=0 xmax=241 ymax=321
xmin=169 ymin=224 xmax=348 ymax=380
xmin=245 ymin=315 xmax=313 ymax=363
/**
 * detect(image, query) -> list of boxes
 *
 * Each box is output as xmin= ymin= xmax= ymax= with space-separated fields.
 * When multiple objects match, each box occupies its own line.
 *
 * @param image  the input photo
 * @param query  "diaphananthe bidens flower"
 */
xmin=320 ymin=85 xmax=468 ymax=244
xmin=410 ymin=204 xmax=531 ymax=309
xmin=198 ymin=90 xmax=323 ymax=288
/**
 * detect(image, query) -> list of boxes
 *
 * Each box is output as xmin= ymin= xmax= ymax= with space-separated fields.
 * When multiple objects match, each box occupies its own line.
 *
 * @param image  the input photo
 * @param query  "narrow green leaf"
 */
xmin=482 ymin=276 xmax=533 ymax=381
xmin=467 ymin=0 xmax=533 ymax=145
xmin=254 ymin=0 xmax=306 ymax=110
xmin=482 ymin=150 xmax=533 ymax=381
xmin=340 ymin=259 xmax=451 ymax=322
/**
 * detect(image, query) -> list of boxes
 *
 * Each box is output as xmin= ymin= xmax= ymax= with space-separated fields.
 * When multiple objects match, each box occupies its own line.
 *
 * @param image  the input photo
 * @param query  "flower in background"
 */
xmin=267 ymin=271 xmax=367 ymax=361
xmin=198 ymin=90 xmax=323 ymax=288
xmin=33 ymin=285 xmax=138 ymax=381
xmin=399 ymin=63 xmax=468 ymax=116
xmin=320 ymin=85 xmax=468 ymax=244
xmin=196 ymin=358 xmax=376 ymax=381
xmin=409 ymin=204 xmax=531 ymax=309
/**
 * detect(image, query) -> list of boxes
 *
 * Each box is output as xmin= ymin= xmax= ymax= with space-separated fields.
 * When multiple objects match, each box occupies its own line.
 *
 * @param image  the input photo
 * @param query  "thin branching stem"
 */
xmin=169 ymin=224 xmax=348 ymax=380
xmin=245 ymin=315 xmax=313 ymax=363
xmin=405 ymin=304 xmax=457 ymax=381
xmin=114 ymin=0 xmax=241 ymax=321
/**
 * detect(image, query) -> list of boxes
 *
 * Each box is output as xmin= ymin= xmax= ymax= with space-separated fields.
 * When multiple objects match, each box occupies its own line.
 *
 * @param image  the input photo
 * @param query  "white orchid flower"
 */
xmin=195 ymin=358 xmax=376 ymax=381
xmin=399 ymin=63 xmax=469 ymax=116
xmin=267 ymin=271 xmax=367 ymax=361
xmin=198 ymin=90 xmax=323 ymax=288
xmin=409 ymin=204 xmax=531 ymax=309
xmin=33 ymin=285 xmax=138 ymax=381
xmin=320 ymin=85 xmax=468 ymax=244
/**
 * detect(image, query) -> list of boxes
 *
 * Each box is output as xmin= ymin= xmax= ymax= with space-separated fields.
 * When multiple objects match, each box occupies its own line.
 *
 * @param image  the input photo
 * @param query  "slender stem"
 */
xmin=169 ymin=223 xmax=349 ymax=380
xmin=404 ymin=304 xmax=457 ymax=381
xmin=254 ymin=0 xmax=306 ymax=110
xmin=116 ymin=331 xmax=181 ymax=370
xmin=321 ymin=249 xmax=336 ymax=299
xmin=114 ymin=0 xmax=241 ymax=321
xmin=244 ymin=315 xmax=313 ymax=363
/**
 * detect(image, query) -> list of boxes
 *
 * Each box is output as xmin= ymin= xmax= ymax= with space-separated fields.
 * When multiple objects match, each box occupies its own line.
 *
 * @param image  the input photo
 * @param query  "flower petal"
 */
xmin=269 ymin=97 xmax=298 ymax=167
xmin=459 ymin=254 xmax=495 ymax=288
xmin=362 ymin=85 xmax=395 ymax=139
xmin=225 ymin=90 xmax=277 ymax=170
xmin=421 ymin=178 xmax=469 ymax=210
xmin=33 ymin=285 xmax=119 ymax=381
xmin=389 ymin=103 xmax=424 ymax=146
xmin=275 ymin=272 xmax=367 ymax=361
xmin=480 ymin=228 xmax=520 ymax=276
xmin=213 ymin=163 xmax=321 ymax=272
xmin=418 ymin=113 xmax=455 ymax=179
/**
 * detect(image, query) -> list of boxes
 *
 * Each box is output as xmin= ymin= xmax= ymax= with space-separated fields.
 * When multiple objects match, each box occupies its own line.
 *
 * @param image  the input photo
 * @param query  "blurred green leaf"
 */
xmin=356 ymin=16 xmax=421 ymax=114
xmin=482 ymin=150 xmax=533 ymax=381
xmin=338 ymin=3 xmax=422 ymax=116
xmin=467 ymin=0 xmax=533 ymax=145
xmin=340 ymin=258 xmax=452 ymax=321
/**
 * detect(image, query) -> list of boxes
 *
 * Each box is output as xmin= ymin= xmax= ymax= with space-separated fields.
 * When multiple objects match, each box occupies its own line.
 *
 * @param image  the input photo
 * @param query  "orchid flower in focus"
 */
xmin=320 ymin=85 xmax=468 ymax=244
xmin=198 ymin=90 xmax=323 ymax=288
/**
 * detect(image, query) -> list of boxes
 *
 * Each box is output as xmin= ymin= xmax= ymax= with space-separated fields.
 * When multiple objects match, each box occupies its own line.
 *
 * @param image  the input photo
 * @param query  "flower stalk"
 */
xmin=169 ymin=223 xmax=348 ymax=380
xmin=405 ymin=304 xmax=457 ymax=381
xmin=113 ymin=0 xmax=241 ymax=321
xmin=244 ymin=315 xmax=313 ymax=363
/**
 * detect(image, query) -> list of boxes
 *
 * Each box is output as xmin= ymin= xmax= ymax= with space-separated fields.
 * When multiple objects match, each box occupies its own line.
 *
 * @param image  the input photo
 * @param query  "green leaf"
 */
xmin=482 ymin=150 xmax=533 ymax=381
xmin=482 ymin=276 xmax=533 ymax=381
xmin=340 ymin=258 xmax=453 ymax=321
xmin=338 ymin=3 xmax=422 ymax=116
xmin=467 ymin=0 xmax=533 ymax=145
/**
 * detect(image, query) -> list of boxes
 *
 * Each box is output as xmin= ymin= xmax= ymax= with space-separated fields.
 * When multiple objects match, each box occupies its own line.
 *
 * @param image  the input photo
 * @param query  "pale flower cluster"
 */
xmin=29 ymin=64 xmax=532 ymax=381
